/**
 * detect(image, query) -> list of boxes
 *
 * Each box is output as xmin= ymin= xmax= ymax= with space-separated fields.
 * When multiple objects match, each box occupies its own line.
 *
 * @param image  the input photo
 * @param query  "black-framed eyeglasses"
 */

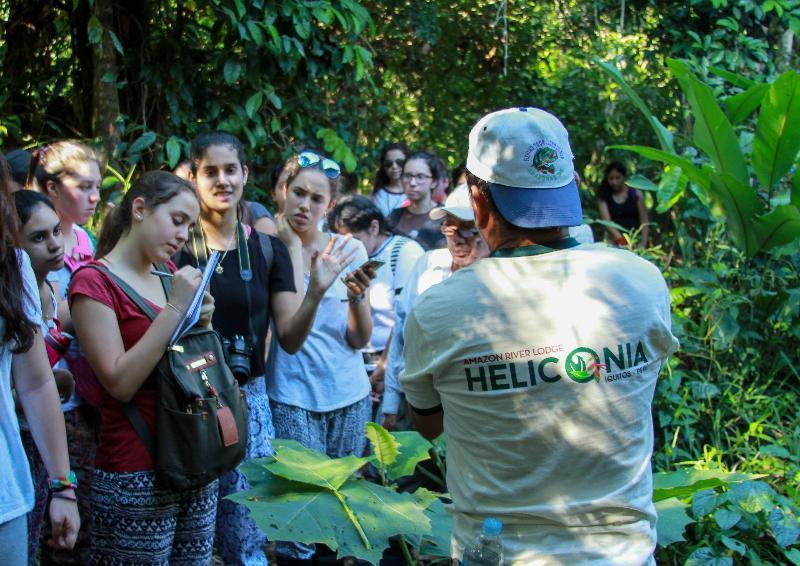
xmin=298 ymin=151 xmax=341 ymax=179
xmin=401 ymin=173 xmax=432 ymax=183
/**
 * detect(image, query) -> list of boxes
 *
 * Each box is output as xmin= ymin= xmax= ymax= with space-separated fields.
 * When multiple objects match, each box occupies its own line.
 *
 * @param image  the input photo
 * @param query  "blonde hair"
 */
xmin=27 ymin=139 xmax=100 ymax=190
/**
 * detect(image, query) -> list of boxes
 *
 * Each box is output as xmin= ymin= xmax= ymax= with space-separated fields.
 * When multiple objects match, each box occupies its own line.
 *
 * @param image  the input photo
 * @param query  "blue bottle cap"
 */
xmin=483 ymin=517 xmax=503 ymax=536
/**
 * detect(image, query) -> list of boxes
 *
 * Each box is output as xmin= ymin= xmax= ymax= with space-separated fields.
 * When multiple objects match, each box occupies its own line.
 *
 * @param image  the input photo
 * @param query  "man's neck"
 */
xmin=489 ymin=227 xmax=569 ymax=253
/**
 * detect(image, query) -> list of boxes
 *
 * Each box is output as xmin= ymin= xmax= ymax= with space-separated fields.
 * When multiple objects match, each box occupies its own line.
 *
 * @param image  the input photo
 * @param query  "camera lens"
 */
xmin=226 ymin=335 xmax=252 ymax=382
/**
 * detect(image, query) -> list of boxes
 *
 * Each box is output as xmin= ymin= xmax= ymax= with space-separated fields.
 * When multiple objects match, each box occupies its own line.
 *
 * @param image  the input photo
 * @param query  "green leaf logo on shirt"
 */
xmin=565 ymin=347 xmax=604 ymax=383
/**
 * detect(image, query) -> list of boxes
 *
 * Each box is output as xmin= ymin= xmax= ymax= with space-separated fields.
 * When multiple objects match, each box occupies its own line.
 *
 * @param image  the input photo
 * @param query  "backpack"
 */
xmin=86 ymin=264 xmax=248 ymax=491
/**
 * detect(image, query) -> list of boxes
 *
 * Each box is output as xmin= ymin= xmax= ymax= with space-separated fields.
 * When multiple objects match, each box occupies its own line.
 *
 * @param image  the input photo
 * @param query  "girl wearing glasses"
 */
xmin=371 ymin=142 xmax=408 ymax=217
xmin=269 ymin=153 xmax=376 ymax=559
xmin=387 ymin=151 xmax=447 ymax=251
xmin=172 ymin=134 xmax=354 ymax=565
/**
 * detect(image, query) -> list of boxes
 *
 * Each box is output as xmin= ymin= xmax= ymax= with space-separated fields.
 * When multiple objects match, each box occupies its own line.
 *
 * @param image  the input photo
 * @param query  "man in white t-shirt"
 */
xmin=400 ymin=108 xmax=679 ymax=565
xmin=382 ymin=185 xmax=488 ymax=430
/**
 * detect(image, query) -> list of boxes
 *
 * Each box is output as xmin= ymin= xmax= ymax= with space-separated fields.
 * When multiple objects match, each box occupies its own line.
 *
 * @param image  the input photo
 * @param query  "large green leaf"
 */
xmin=724 ymin=83 xmax=768 ymax=125
xmin=229 ymin=470 xmax=346 ymax=550
xmin=709 ymin=66 xmax=757 ymax=89
xmin=336 ymin=480 xmax=432 ymax=564
xmin=418 ymin=497 xmax=453 ymax=557
xmin=128 ymin=131 xmax=157 ymax=155
xmin=753 ymin=71 xmax=800 ymax=190
xmin=595 ymin=58 xmax=674 ymax=152
xmin=707 ymin=172 xmax=763 ymax=255
xmin=165 ymin=136 xmax=181 ymax=169
xmin=609 ymin=145 xmax=708 ymax=189
xmin=366 ymin=422 xmax=400 ymax=471
xmin=387 ymin=431 xmax=433 ymax=481
xmin=627 ymin=174 xmax=658 ymax=192
xmin=653 ymin=469 xmax=760 ymax=502
xmin=656 ymin=164 xmax=689 ymax=213
xmin=753 ymin=205 xmax=800 ymax=254
xmin=667 ymin=59 xmax=748 ymax=187
xmin=266 ymin=439 xmax=371 ymax=490
xmin=234 ymin=463 xmax=434 ymax=565
xmin=655 ymin=497 xmax=693 ymax=546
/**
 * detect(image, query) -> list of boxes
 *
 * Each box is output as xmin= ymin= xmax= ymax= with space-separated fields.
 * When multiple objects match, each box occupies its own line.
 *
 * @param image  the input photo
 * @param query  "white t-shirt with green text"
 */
xmin=401 ymin=242 xmax=679 ymax=565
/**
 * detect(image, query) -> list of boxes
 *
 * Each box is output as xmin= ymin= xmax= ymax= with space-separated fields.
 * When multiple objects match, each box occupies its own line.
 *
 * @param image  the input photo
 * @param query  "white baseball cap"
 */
xmin=466 ymin=107 xmax=582 ymax=228
xmin=429 ymin=183 xmax=474 ymax=222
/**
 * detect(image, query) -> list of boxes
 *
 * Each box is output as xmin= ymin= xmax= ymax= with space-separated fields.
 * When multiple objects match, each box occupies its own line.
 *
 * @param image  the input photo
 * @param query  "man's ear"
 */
xmin=470 ymin=185 xmax=490 ymax=229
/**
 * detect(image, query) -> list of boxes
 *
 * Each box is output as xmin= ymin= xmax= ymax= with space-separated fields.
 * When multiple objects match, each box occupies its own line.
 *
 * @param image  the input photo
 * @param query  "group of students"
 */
xmin=0 ymin=131 xmax=494 ymax=566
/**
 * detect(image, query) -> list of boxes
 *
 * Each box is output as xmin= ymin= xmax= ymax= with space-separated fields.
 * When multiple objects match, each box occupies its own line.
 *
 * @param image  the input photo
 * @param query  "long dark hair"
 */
xmin=14 ymin=190 xmax=56 ymax=225
xmin=0 ymin=154 xmax=37 ymax=353
xmin=96 ymin=171 xmax=197 ymax=258
xmin=328 ymin=195 xmax=388 ymax=235
xmin=372 ymin=142 xmax=409 ymax=195
xmin=597 ymin=161 xmax=627 ymax=201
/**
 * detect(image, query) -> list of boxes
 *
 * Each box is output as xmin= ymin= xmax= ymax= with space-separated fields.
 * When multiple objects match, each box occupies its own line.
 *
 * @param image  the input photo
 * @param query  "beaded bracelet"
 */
xmin=48 ymin=471 xmax=78 ymax=492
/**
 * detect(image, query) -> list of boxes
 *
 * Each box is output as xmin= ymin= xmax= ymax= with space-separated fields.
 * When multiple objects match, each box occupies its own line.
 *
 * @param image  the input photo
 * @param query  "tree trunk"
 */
xmin=778 ymin=29 xmax=794 ymax=72
xmin=91 ymin=0 xmax=121 ymax=164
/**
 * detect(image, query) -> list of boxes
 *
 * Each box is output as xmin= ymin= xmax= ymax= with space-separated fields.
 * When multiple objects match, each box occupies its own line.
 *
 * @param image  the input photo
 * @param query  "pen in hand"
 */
xmin=150 ymin=270 xmax=174 ymax=278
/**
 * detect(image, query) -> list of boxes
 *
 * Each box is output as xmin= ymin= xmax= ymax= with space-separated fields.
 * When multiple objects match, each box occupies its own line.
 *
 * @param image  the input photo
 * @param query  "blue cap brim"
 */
xmin=488 ymin=178 xmax=582 ymax=228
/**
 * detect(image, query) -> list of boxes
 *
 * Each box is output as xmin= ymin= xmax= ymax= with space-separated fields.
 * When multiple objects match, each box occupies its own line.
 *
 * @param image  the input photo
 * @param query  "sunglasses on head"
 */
xmin=298 ymin=151 xmax=341 ymax=179
xmin=383 ymin=158 xmax=405 ymax=168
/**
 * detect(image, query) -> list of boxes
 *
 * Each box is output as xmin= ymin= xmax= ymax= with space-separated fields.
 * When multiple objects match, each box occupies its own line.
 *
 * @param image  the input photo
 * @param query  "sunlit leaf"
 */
xmin=753 ymin=71 xmax=800 ymax=190
xmin=652 ymin=469 xmax=759 ymax=502
xmin=667 ymin=59 xmax=749 ymax=187
xmin=266 ymin=439 xmax=371 ymax=491
xmin=387 ymin=431 xmax=433 ymax=481
xmin=366 ymin=422 xmax=400 ymax=470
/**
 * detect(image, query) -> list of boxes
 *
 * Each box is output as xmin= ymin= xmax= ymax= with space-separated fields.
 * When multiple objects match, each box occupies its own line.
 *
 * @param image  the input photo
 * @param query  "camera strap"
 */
xmin=191 ymin=222 xmax=259 ymax=379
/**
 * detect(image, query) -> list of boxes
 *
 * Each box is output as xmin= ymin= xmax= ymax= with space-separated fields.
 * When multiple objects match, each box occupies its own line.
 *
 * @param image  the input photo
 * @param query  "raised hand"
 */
xmin=308 ymin=234 xmax=357 ymax=295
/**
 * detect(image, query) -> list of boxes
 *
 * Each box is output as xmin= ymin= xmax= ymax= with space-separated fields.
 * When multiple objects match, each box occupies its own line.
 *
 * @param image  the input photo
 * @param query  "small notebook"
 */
xmin=169 ymin=251 xmax=220 ymax=344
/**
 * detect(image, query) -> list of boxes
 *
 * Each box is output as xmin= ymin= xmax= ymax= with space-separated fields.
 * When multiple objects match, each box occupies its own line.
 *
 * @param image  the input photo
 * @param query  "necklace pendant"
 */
xmin=215 ymin=264 xmax=224 ymax=275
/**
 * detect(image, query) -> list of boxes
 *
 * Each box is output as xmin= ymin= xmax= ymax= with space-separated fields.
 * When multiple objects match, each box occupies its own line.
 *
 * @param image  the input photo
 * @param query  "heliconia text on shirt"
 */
xmin=462 ymin=341 xmax=650 ymax=391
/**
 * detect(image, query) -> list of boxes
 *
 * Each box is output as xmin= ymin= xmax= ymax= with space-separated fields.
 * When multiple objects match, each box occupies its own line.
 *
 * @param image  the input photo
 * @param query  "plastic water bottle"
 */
xmin=461 ymin=517 xmax=504 ymax=565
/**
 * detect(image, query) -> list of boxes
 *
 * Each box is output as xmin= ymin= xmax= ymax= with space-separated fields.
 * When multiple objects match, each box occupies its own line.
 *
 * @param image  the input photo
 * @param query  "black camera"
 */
xmin=222 ymin=334 xmax=253 ymax=383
